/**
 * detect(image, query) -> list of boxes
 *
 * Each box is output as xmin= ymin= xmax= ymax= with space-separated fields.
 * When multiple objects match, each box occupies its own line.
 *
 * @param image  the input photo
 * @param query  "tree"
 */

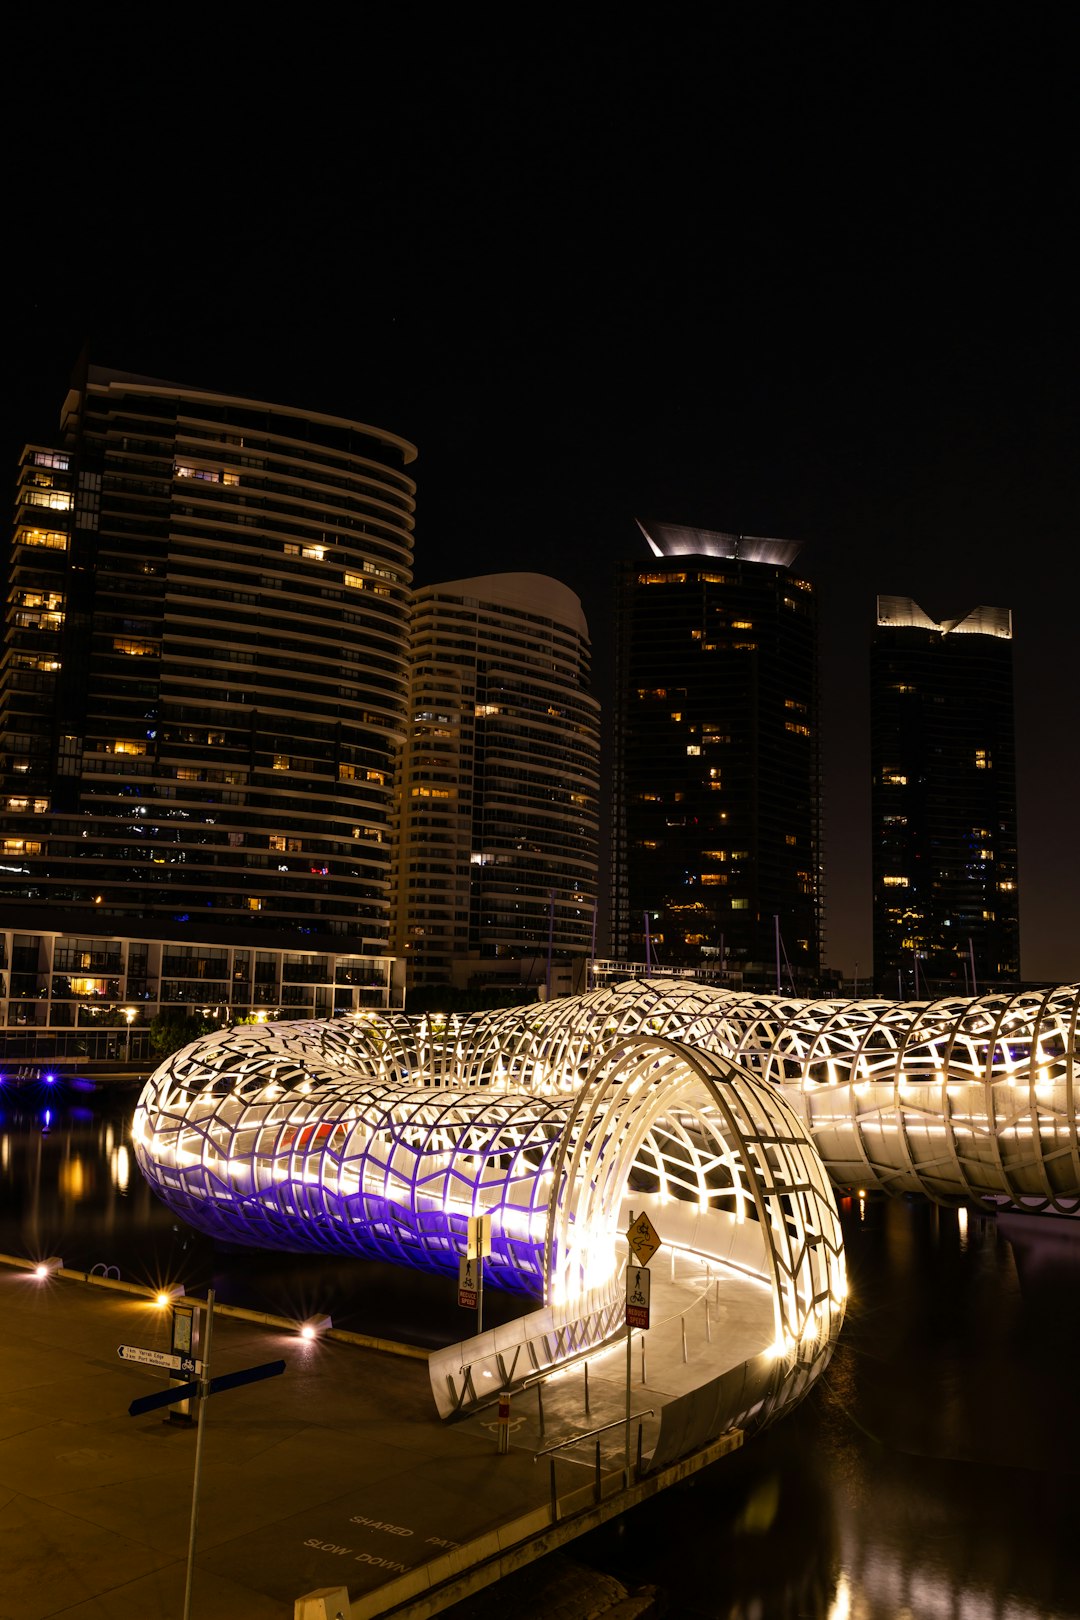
xmin=149 ymin=1012 xmax=215 ymax=1057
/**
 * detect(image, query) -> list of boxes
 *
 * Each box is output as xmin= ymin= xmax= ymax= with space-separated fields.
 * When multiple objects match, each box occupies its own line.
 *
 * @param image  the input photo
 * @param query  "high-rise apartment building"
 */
xmin=611 ymin=522 xmax=821 ymax=983
xmin=871 ymin=596 xmax=1020 ymax=995
xmin=393 ymin=573 xmax=601 ymax=988
xmin=0 ymin=366 xmax=416 ymax=1058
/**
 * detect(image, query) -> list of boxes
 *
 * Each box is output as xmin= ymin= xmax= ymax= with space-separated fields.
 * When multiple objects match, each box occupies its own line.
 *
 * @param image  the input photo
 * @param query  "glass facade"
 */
xmin=870 ymin=597 xmax=1020 ymax=994
xmin=0 ymin=368 xmax=416 ymax=950
xmin=611 ymin=527 xmax=821 ymax=983
xmin=392 ymin=574 xmax=601 ymax=985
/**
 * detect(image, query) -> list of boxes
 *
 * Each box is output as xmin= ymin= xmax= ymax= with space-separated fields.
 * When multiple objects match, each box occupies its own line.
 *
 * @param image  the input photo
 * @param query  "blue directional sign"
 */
xmin=127 ymin=1358 xmax=285 ymax=1418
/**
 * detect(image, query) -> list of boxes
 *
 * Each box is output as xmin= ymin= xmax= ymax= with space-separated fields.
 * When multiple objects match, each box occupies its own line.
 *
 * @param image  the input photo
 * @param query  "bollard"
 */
xmin=584 ymin=1359 xmax=590 ymax=1418
xmin=706 ymin=1298 xmax=712 ymax=1343
xmin=497 ymin=1392 xmax=511 ymax=1455
xmin=537 ymin=1379 xmax=545 ymax=1436
xmin=637 ymin=1422 xmax=644 ymax=1475
xmin=594 ymin=1439 xmax=602 ymax=1503
xmin=681 ymin=1315 xmax=687 ymax=1363
xmin=640 ymin=1335 xmax=647 ymax=1385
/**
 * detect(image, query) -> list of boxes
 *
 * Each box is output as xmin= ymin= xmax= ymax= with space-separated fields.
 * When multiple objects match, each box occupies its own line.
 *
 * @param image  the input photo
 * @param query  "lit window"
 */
xmin=883 ymin=771 xmax=908 ymax=786
xmin=2 ymin=838 xmax=41 ymax=855
xmin=731 ymin=620 xmax=753 ymax=630
xmin=113 ymin=638 xmax=160 ymax=657
xmin=686 ymin=744 xmax=701 ymax=756
xmin=998 ymin=880 xmax=1017 ymax=892
xmin=670 ymin=711 xmax=682 ymax=722
xmin=700 ymin=873 xmax=728 ymax=886
xmin=269 ymin=835 xmax=286 ymax=851
xmin=344 ymin=572 xmax=365 ymax=589
xmin=702 ymin=849 xmax=727 ymax=860
xmin=248 ymin=898 xmax=263 ymax=911
xmin=112 ymin=741 xmax=146 ymax=756
xmin=785 ymin=722 xmax=811 ymax=737
xmin=338 ymin=763 xmax=356 ymax=780
xmin=975 ymin=750 xmax=990 ymax=769
xmin=785 ymin=834 xmax=797 ymax=846
xmin=20 ymin=528 xmax=68 ymax=550
xmin=24 ymin=489 xmax=72 ymax=511
xmin=883 ymin=875 xmax=909 ymax=887
xmin=475 ymin=704 xmax=499 ymax=717
xmin=731 ymin=898 xmax=749 ymax=910
xmin=365 ymin=769 xmax=385 ymax=784
xmin=272 ymin=756 xmax=291 ymax=770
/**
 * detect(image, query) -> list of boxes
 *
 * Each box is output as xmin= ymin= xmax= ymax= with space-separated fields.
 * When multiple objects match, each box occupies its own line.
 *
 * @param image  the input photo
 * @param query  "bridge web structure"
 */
xmin=133 ymin=1015 xmax=847 ymax=1426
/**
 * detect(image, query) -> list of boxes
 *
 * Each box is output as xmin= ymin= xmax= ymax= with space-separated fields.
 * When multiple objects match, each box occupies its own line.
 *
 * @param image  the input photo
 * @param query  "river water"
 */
xmin=2 ymin=1083 xmax=1078 ymax=1619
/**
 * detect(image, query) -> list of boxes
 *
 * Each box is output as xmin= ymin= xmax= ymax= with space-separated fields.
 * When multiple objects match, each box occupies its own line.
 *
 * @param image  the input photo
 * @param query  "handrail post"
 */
xmin=537 ymin=1378 xmax=545 ymax=1437
xmin=636 ymin=1422 xmax=643 ymax=1475
xmin=681 ymin=1315 xmax=687 ymax=1363
xmin=594 ymin=1439 xmax=601 ymax=1503
xmin=549 ymin=1458 xmax=558 ymax=1523
xmin=584 ymin=1359 xmax=590 ymax=1418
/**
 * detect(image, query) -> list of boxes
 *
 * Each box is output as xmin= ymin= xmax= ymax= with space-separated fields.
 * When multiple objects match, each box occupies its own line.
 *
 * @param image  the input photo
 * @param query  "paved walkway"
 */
xmin=0 ymin=1254 xmax=769 ymax=1619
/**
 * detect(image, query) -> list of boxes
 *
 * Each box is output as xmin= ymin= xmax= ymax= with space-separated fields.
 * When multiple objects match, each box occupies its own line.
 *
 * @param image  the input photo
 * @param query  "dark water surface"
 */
xmin=3 ymin=1085 xmax=1079 ymax=1619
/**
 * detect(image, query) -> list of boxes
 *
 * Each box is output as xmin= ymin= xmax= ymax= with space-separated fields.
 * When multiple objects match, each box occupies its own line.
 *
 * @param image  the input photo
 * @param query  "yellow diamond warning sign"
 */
xmin=625 ymin=1210 xmax=662 ymax=1266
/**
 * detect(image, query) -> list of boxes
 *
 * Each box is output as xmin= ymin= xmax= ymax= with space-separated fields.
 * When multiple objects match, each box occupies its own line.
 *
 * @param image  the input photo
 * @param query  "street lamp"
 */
xmin=123 ymin=1007 xmax=136 ymax=1061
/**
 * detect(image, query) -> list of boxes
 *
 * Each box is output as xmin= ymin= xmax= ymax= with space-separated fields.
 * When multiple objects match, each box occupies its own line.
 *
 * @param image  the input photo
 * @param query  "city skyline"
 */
xmin=8 ymin=16 xmax=1076 ymax=982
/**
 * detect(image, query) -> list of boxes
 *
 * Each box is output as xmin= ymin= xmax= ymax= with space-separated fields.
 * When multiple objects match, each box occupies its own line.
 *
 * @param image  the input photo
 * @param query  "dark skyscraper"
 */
xmin=870 ymin=596 xmax=1020 ymax=995
xmin=611 ymin=522 xmax=821 ymax=984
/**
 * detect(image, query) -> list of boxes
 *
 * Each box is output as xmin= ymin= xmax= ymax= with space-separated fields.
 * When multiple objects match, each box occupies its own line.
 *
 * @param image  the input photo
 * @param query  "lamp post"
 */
xmin=123 ymin=1007 xmax=136 ymax=1061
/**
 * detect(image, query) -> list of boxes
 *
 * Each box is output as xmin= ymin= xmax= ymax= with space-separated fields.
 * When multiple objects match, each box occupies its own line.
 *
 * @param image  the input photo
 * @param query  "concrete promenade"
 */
xmin=0 ymin=1256 xmax=752 ymax=1619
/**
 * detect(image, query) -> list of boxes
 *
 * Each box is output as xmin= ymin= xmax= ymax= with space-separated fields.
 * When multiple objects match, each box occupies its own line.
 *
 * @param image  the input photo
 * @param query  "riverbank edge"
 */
xmin=0 ymin=1252 xmax=430 ymax=1361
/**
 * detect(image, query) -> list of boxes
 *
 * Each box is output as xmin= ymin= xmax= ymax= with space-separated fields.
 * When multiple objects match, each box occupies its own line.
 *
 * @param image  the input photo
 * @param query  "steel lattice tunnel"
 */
xmin=132 ymin=1006 xmax=845 ymax=1332
xmin=133 ymin=977 xmax=1080 ymax=1309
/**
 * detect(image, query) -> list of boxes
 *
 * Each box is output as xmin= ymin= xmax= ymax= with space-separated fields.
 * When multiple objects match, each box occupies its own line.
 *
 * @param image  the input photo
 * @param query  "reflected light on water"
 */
xmin=57 ymin=1156 xmax=87 ymax=1201
xmin=111 ymin=1144 xmax=130 ymax=1192
xmin=827 ymin=1571 xmax=850 ymax=1620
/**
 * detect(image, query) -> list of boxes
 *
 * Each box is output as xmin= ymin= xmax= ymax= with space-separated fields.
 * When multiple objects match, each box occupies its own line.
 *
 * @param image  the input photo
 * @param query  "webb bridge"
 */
xmin=132 ymin=979 xmax=1079 ymax=1461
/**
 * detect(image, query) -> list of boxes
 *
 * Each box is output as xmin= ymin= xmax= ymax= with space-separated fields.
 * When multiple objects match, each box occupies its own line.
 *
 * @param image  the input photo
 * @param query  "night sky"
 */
xmin=9 ymin=14 xmax=1077 ymax=982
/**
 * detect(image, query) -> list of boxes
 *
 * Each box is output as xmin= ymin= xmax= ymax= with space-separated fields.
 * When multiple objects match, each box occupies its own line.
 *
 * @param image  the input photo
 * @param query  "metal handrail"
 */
xmin=533 ymin=1408 xmax=655 ymax=1460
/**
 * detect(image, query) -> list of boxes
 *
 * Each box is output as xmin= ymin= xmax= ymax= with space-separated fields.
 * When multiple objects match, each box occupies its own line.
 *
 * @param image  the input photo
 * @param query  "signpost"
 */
xmin=118 ymin=1344 xmax=201 ymax=1377
xmin=462 ymin=1213 xmax=490 ymax=1334
xmin=623 ymin=1209 xmax=662 ymax=1485
xmin=120 ymin=1288 xmax=287 ymax=1620
xmin=627 ymin=1209 xmax=662 ymax=1267
xmin=625 ymin=1265 xmax=651 ymax=1330
xmin=457 ymin=1256 xmax=480 ymax=1311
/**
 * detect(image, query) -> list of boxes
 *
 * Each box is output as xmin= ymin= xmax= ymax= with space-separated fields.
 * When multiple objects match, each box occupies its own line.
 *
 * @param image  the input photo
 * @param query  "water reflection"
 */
xmin=574 ymin=1196 xmax=1080 ymax=1620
